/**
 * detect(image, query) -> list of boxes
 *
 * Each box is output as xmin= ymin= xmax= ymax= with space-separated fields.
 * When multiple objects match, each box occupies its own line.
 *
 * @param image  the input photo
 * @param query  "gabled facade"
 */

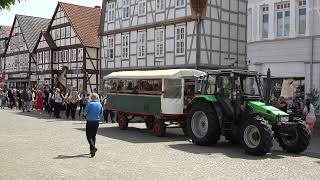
xmin=33 ymin=2 xmax=101 ymax=92
xmin=4 ymin=15 xmax=49 ymax=89
xmin=0 ymin=26 xmax=11 ymax=73
xmin=100 ymin=0 xmax=248 ymax=89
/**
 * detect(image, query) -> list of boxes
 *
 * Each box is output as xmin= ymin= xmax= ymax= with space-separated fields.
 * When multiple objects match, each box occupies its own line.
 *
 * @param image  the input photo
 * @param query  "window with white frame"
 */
xmin=298 ymin=0 xmax=306 ymax=35
xmin=64 ymin=50 xmax=69 ymax=63
xmin=78 ymin=48 xmax=83 ymax=61
xmin=107 ymin=36 xmax=114 ymax=59
xmin=276 ymin=2 xmax=290 ymax=37
xmin=61 ymin=27 xmax=66 ymax=38
xmin=108 ymin=2 xmax=115 ymax=22
xmin=262 ymin=6 xmax=269 ymax=39
xmin=122 ymin=0 xmax=130 ymax=19
xmin=70 ymin=49 xmax=77 ymax=62
xmin=65 ymin=26 xmax=71 ymax=38
xmin=122 ymin=33 xmax=130 ymax=59
xmin=55 ymin=29 xmax=60 ymax=40
xmin=176 ymin=26 xmax=185 ymax=55
xmin=138 ymin=0 xmax=146 ymax=16
xmin=155 ymin=29 xmax=164 ymax=57
xmin=156 ymin=0 xmax=165 ymax=12
xmin=137 ymin=31 xmax=146 ymax=58
xmin=176 ymin=0 xmax=185 ymax=8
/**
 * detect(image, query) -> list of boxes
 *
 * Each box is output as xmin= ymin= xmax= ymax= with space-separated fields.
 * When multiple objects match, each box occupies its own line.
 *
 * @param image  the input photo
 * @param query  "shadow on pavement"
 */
xmin=54 ymin=153 xmax=91 ymax=159
xmin=169 ymin=142 xmax=284 ymax=160
xmin=76 ymin=126 xmax=188 ymax=144
xmin=169 ymin=142 xmax=320 ymax=160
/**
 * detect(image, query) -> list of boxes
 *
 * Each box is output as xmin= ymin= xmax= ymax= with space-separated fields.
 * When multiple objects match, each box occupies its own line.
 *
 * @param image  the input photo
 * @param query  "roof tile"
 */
xmin=59 ymin=2 xmax=101 ymax=48
xmin=16 ymin=15 xmax=50 ymax=53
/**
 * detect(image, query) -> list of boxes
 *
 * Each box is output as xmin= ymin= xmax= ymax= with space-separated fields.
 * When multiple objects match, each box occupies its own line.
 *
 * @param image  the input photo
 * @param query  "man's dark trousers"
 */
xmin=86 ymin=121 xmax=99 ymax=151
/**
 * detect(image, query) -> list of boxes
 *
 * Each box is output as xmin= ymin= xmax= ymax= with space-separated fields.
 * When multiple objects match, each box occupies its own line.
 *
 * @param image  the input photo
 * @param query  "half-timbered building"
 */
xmin=100 ymin=0 xmax=248 ymax=89
xmin=0 ymin=26 xmax=11 ymax=70
xmin=4 ymin=15 xmax=49 ymax=89
xmin=33 ymin=2 xmax=101 ymax=92
xmin=0 ymin=26 xmax=11 ymax=87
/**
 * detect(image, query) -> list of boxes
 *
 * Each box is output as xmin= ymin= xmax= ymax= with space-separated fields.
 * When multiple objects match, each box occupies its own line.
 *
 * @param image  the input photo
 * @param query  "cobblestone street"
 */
xmin=1 ymin=109 xmax=320 ymax=179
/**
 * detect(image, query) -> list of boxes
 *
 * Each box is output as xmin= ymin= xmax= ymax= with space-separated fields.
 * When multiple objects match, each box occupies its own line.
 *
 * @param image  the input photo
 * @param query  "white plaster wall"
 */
xmin=248 ymin=0 xmax=320 ymax=42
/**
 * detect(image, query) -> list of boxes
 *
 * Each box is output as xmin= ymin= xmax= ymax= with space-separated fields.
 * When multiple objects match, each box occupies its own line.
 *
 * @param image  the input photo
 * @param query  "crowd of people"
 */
xmin=0 ymin=86 xmax=97 ymax=120
xmin=0 ymin=86 xmax=115 ymax=158
xmin=271 ymin=96 xmax=317 ymax=129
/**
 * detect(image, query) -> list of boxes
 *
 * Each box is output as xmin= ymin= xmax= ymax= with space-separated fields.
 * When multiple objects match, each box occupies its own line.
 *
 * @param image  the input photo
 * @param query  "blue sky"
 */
xmin=0 ymin=0 xmax=102 ymax=26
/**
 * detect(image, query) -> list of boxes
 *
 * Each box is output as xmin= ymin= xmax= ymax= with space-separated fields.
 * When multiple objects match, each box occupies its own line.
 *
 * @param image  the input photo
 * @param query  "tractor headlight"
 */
xmin=280 ymin=116 xmax=289 ymax=122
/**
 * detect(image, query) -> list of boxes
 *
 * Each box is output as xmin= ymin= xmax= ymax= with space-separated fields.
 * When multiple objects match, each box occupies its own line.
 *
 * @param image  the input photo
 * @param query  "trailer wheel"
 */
xmin=240 ymin=116 xmax=273 ymax=156
xmin=276 ymin=120 xmax=311 ymax=154
xmin=187 ymin=102 xmax=220 ymax=146
xmin=153 ymin=119 xmax=166 ymax=137
xmin=145 ymin=116 xmax=155 ymax=129
xmin=118 ymin=113 xmax=128 ymax=130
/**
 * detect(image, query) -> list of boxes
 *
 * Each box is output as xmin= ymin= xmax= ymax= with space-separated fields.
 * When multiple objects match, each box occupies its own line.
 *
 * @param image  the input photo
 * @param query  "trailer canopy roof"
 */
xmin=104 ymin=69 xmax=206 ymax=80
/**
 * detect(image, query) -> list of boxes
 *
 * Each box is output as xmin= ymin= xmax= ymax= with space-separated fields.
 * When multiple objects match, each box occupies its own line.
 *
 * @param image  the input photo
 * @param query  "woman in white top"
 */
xmin=303 ymin=99 xmax=317 ymax=129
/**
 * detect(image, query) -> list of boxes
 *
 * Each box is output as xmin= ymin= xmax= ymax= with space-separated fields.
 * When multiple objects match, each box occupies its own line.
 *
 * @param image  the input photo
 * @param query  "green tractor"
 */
xmin=186 ymin=69 xmax=311 ymax=156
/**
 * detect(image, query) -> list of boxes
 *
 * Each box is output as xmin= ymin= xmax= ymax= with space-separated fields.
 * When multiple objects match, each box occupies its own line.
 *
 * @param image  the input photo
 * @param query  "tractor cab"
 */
xmin=205 ymin=69 xmax=263 ymax=103
xmin=202 ymin=69 xmax=263 ymax=123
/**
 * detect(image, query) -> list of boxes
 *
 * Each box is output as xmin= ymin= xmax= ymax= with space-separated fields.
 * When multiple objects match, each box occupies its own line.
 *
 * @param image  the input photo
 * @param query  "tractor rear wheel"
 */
xmin=118 ymin=113 xmax=129 ymax=130
xmin=145 ymin=116 xmax=155 ymax=129
xmin=187 ymin=102 xmax=220 ymax=146
xmin=276 ymin=121 xmax=311 ymax=153
xmin=240 ymin=117 xmax=273 ymax=156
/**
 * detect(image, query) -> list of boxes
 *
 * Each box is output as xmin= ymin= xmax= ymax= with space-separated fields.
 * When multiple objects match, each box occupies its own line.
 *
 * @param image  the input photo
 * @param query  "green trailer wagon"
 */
xmin=103 ymin=69 xmax=206 ymax=136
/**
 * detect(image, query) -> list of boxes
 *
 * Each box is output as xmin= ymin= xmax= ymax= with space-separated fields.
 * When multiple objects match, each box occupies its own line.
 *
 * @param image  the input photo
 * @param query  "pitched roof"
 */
xmin=59 ymin=2 xmax=101 ymax=48
xmin=16 ymin=15 xmax=50 ymax=53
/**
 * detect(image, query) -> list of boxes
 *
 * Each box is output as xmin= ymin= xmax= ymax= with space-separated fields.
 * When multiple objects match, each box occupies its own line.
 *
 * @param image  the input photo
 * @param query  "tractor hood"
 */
xmin=248 ymin=101 xmax=288 ymax=123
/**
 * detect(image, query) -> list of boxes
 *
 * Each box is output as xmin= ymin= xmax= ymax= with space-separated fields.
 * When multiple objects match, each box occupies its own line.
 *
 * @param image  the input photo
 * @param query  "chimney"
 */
xmin=94 ymin=6 xmax=101 ymax=9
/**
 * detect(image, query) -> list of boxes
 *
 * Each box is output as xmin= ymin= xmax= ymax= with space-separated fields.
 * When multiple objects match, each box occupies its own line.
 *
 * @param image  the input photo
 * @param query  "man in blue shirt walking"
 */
xmin=83 ymin=93 xmax=103 ymax=158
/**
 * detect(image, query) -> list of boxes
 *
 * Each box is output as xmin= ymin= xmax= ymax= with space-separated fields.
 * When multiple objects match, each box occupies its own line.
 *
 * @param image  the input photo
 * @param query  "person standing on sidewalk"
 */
xmin=78 ymin=90 xmax=87 ymax=117
xmin=7 ymin=88 xmax=14 ymax=109
xmin=22 ymin=88 xmax=31 ymax=112
xmin=303 ymin=99 xmax=317 ymax=130
xmin=66 ymin=90 xmax=79 ymax=120
xmin=35 ymin=90 xmax=44 ymax=114
xmin=83 ymin=93 xmax=103 ymax=158
xmin=53 ymin=88 xmax=63 ymax=118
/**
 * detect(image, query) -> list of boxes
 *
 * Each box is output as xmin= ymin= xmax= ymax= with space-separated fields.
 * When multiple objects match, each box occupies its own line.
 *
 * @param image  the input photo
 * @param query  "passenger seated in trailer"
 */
xmin=117 ymin=80 xmax=124 ymax=91
xmin=111 ymin=82 xmax=117 ymax=91
xmin=127 ymin=81 xmax=133 ymax=90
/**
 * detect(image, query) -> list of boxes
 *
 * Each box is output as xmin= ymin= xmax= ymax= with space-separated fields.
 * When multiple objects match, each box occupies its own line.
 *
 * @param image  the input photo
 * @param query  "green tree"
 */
xmin=0 ymin=0 xmax=24 ymax=10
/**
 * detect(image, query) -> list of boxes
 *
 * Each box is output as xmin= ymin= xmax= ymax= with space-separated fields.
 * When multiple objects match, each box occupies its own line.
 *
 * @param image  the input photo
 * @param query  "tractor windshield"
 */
xmin=235 ymin=76 xmax=260 ymax=96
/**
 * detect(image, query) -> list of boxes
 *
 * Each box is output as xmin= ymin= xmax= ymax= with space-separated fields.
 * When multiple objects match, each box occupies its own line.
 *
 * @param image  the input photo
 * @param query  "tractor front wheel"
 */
xmin=118 ymin=113 xmax=129 ymax=130
xmin=153 ymin=119 xmax=166 ymax=137
xmin=240 ymin=117 xmax=273 ymax=156
xmin=187 ymin=102 xmax=220 ymax=146
xmin=276 ymin=121 xmax=311 ymax=153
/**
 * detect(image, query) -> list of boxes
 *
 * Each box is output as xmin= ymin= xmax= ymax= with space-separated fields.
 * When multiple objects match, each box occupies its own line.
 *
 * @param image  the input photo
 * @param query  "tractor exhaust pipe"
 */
xmin=265 ymin=68 xmax=271 ymax=105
